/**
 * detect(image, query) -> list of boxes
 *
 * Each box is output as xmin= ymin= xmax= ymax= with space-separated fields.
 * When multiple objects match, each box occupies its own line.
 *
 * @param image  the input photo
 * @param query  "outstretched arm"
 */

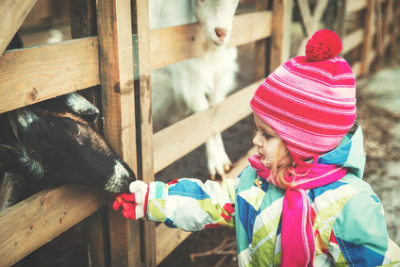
xmin=114 ymin=178 xmax=238 ymax=231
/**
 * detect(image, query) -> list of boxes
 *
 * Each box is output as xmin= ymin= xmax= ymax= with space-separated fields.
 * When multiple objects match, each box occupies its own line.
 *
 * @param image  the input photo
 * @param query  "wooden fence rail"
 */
xmin=0 ymin=185 xmax=107 ymax=266
xmin=0 ymin=11 xmax=270 ymax=115
xmin=0 ymin=0 xmax=399 ymax=266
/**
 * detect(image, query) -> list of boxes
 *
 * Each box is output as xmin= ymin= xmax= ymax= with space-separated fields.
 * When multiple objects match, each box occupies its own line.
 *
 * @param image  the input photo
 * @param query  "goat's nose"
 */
xmin=105 ymin=160 xmax=133 ymax=193
xmin=215 ymin=27 xmax=227 ymax=39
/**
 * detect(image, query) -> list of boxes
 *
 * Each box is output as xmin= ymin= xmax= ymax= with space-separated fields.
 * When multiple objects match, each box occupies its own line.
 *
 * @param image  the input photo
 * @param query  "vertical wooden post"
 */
xmin=69 ymin=1 xmax=108 ymax=266
xmin=254 ymin=0 xmax=270 ymax=79
xmin=336 ymin=0 xmax=348 ymax=40
xmin=70 ymin=0 xmax=97 ymax=38
xmin=96 ymin=0 xmax=141 ymax=266
xmin=70 ymin=0 xmax=102 ymax=126
xmin=375 ymin=0 xmax=383 ymax=58
xmin=134 ymin=0 xmax=157 ymax=265
xmin=297 ymin=0 xmax=329 ymax=56
xmin=361 ymin=0 xmax=376 ymax=76
xmin=270 ymin=0 xmax=293 ymax=71
xmin=85 ymin=208 xmax=108 ymax=266
xmin=390 ymin=0 xmax=400 ymax=60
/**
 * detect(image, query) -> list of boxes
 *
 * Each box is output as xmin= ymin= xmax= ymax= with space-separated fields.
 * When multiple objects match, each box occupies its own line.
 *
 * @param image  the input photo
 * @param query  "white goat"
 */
xmin=150 ymin=0 xmax=240 ymax=179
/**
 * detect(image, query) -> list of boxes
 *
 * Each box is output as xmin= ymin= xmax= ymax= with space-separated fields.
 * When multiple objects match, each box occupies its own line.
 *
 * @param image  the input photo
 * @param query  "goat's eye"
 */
xmin=28 ymin=150 xmax=38 ymax=159
xmin=73 ymin=126 xmax=81 ymax=136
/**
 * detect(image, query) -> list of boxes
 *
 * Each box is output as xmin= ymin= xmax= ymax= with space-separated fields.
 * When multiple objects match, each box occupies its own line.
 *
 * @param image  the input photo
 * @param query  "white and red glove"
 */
xmin=113 ymin=181 xmax=149 ymax=220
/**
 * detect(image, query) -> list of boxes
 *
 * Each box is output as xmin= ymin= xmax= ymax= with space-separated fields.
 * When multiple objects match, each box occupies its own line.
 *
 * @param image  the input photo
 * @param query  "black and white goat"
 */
xmin=150 ymin=0 xmax=240 ymax=179
xmin=0 ymin=93 xmax=136 ymax=210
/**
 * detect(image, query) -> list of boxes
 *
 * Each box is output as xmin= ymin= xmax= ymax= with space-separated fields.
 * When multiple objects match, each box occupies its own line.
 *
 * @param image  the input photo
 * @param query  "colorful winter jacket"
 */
xmin=146 ymin=124 xmax=400 ymax=267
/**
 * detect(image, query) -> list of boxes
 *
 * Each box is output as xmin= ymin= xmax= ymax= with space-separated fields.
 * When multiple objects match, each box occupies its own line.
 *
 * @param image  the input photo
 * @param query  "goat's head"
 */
xmin=193 ymin=0 xmax=239 ymax=46
xmin=1 ymin=93 xmax=135 ymax=197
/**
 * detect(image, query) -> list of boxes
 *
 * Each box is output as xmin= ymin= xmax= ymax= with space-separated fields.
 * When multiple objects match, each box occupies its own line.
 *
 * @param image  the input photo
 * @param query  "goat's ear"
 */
xmin=8 ymin=108 xmax=40 ymax=137
xmin=61 ymin=93 xmax=100 ymax=124
xmin=40 ymin=93 xmax=100 ymax=124
xmin=0 ymin=144 xmax=44 ymax=180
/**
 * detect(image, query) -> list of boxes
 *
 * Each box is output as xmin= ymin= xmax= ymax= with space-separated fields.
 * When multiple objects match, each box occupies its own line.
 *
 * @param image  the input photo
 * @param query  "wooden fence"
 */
xmin=0 ymin=0 xmax=399 ymax=266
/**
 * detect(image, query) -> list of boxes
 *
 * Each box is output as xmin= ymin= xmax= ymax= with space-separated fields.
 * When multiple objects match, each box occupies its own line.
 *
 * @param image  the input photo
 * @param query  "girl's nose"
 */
xmin=252 ymin=132 xmax=262 ymax=147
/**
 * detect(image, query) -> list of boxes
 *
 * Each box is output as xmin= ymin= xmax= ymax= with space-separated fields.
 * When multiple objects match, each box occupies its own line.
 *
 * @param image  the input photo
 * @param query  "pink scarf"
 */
xmin=248 ymin=155 xmax=347 ymax=267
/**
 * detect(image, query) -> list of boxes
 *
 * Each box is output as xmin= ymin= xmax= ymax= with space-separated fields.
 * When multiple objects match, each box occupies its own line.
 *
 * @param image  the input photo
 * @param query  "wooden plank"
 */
xmin=336 ymin=0 xmax=348 ymax=38
xmin=342 ymin=29 xmax=364 ymax=55
xmin=297 ymin=0 xmax=328 ymax=55
xmin=0 ymin=12 xmax=270 ymax=115
xmin=153 ymin=80 xmax=262 ymax=173
xmin=96 ymin=0 xmax=141 ymax=266
xmin=69 ymin=0 xmax=101 ymax=130
xmin=361 ymin=0 xmax=376 ymax=75
xmin=254 ymin=1 xmax=270 ymax=80
xmin=298 ymin=0 xmax=313 ymax=36
xmin=155 ymin=145 xmax=257 ymax=265
xmin=21 ymin=0 xmax=51 ymax=28
xmin=155 ymin=225 xmax=192 ymax=265
xmin=0 ymin=0 xmax=36 ymax=55
xmin=388 ymin=3 xmax=399 ymax=60
xmin=381 ymin=0 xmax=392 ymax=53
xmin=376 ymin=0 xmax=383 ymax=57
xmin=69 ymin=1 xmax=106 ymax=265
xmin=270 ymin=0 xmax=292 ymax=71
xmin=85 ymin=209 xmax=108 ymax=266
xmin=298 ymin=0 xmax=328 ymax=37
xmin=351 ymin=61 xmax=362 ymax=77
xmin=346 ymin=0 xmax=368 ymax=14
xmin=0 ymin=37 xmax=100 ymax=114
xmin=135 ymin=0 xmax=157 ymax=265
xmin=70 ymin=0 xmax=97 ymax=38
xmin=150 ymin=11 xmax=272 ymax=70
xmin=0 ymin=185 xmax=107 ymax=266
xmin=229 ymin=11 xmax=272 ymax=48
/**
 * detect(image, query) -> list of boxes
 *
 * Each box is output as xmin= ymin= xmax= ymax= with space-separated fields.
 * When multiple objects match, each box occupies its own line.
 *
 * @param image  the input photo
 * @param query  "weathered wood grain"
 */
xmin=0 ymin=37 xmax=100 ymax=114
xmin=0 ymin=0 xmax=36 ymax=55
xmin=96 ymin=0 xmax=140 ymax=266
xmin=0 ymin=185 xmax=107 ymax=266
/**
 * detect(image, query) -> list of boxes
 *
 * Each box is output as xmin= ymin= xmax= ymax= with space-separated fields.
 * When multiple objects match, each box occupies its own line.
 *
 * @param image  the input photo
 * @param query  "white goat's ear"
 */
xmin=62 ymin=93 xmax=100 ymax=124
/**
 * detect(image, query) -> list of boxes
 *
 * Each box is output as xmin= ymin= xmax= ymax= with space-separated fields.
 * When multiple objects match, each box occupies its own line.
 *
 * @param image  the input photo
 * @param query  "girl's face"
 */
xmin=252 ymin=114 xmax=290 ymax=168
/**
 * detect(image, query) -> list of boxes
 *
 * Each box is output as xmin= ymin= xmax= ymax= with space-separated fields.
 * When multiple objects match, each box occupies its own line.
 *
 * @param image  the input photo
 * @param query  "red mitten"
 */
xmin=113 ymin=181 xmax=149 ymax=220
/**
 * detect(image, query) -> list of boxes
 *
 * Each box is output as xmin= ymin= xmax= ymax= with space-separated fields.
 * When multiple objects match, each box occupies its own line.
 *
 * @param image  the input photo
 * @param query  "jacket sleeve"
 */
xmin=331 ymin=191 xmax=400 ymax=267
xmin=145 ymin=178 xmax=238 ymax=231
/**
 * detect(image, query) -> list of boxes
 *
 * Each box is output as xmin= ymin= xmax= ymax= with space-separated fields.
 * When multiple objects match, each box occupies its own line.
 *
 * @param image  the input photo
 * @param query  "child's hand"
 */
xmin=112 ymin=181 xmax=149 ymax=220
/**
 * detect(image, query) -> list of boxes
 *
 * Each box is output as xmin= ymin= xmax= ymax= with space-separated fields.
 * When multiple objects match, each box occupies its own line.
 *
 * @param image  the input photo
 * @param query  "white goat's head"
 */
xmin=193 ymin=0 xmax=239 ymax=46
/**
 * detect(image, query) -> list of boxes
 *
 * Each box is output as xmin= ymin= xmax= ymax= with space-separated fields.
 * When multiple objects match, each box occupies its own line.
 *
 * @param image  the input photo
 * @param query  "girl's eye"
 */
xmin=263 ymin=132 xmax=271 ymax=139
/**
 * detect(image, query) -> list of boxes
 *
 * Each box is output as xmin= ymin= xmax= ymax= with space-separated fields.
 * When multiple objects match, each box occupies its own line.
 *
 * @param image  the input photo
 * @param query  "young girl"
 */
xmin=113 ymin=30 xmax=400 ymax=267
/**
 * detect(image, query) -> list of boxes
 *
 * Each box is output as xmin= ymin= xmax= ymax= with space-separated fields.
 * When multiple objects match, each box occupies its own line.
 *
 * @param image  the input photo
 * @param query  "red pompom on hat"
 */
xmin=305 ymin=29 xmax=342 ymax=61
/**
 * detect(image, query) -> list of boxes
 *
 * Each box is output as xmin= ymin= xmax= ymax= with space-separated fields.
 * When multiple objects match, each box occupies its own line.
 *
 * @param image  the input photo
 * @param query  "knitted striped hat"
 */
xmin=250 ymin=29 xmax=356 ymax=161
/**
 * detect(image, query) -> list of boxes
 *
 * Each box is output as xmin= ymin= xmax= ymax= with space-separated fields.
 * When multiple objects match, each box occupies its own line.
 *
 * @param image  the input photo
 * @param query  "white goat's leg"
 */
xmin=188 ymin=99 xmax=225 ymax=179
xmin=214 ymin=133 xmax=232 ymax=172
xmin=205 ymin=137 xmax=224 ymax=179
xmin=179 ymin=84 xmax=227 ymax=179
xmin=206 ymin=66 xmax=237 ymax=179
